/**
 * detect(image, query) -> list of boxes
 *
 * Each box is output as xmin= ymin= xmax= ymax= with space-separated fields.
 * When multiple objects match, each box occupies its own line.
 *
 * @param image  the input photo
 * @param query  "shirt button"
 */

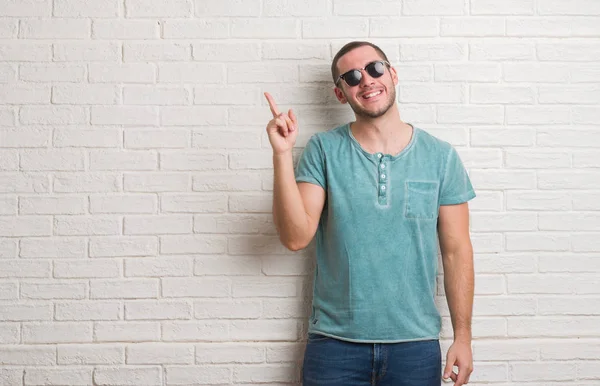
xmin=377 ymin=153 xmax=382 ymax=158
xmin=381 ymin=185 xmax=386 ymax=191
xmin=381 ymin=174 xmax=386 ymax=179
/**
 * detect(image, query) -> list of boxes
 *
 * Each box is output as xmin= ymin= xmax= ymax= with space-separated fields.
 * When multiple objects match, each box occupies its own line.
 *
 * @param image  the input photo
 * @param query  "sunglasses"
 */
xmin=335 ymin=60 xmax=391 ymax=87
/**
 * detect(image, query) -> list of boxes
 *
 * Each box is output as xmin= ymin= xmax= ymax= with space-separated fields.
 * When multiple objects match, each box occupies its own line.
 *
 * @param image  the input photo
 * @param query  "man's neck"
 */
xmin=350 ymin=105 xmax=413 ymax=155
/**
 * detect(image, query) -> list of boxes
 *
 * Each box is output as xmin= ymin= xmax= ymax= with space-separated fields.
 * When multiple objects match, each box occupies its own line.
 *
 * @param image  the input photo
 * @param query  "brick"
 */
xmin=23 ymin=322 xmax=91 ymax=343
xmin=538 ymin=171 xmax=600 ymax=189
xmin=471 ymin=0 xmax=534 ymax=14
xmin=124 ymin=42 xmax=191 ymax=62
xmin=124 ymin=215 xmax=191 ymax=235
xmin=192 ymin=172 xmax=262 ymax=192
xmin=91 ymin=279 xmax=159 ymax=299
xmin=538 ymin=0 xmax=600 ymax=15
xmin=263 ymin=43 xmax=330 ymax=60
xmin=198 ymin=0 xmax=260 ymax=15
xmin=0 ymin=43 xmax=51 ymax=61
xmin=125 ymin=129 xmax=189 ymax=149
xmin=505 ymin=150 xmax=570 ymax=168
xmin=160 ymin=152 xmax=227 ymax=171
xmin=94 ymin=322 xmax=160 ymax=342
xmin=0 ymin=107 xmax=15 ymax=126
xmin=470 ymin=42 xmax=535 ymax=60
xmin=0 ymin=346 xmax=55 ymax=365
xmin=471 ymin=213 xmax=537 ymax=232
xmin=262 ymin=255 xmax=310 ymax=276
xmin=194 ymin=256 xmax=262 ymax=276
xmin=195 ymin=86 xmax=260 ymax=105
xmin=193 ymin=43 xmax=260 ymax=62
xmin=125 ymin=257 xmax=193 ymax=277
xmin=405 ymin=0 xmax=464 ymax=14
xmin=0 ymin=85 xmax=49 ymax=104
xmin=228 ymin=194 xmax=272 ymax=213
xmin=89 ymin=63 xmax=155 ymax=83
xmin=507 ymin=232 xmax=570 ymax=251
xmin=232 ymin=277 xmax=297 ymax=298
xmin=124 ymin=173 xmax=189 ymax=192
xmin=54 ymin=128 xmax=120 ymax=148
xmin=400 ymin=84 xmax=464 ymax=103
xmin=0 ymin=282 xmax=17 ymax=300
xmin=0 ymin=196 xmax=16 ymax=214
xmin=0 ymin=216 xmax=51 ymax=236
xmin=20 ymin=150 xmax=84 ymax=171
xmin=573 ymin=193 xmax=600 ymax=211
xmin=54 ymin=0 xmax=120 ymax=17
xmin=230 ymin=320 xmax=298 ymax=341
xmin=231 ymin=18 xmax=296 ymax=38
xmin=0 ymin=239 xmax=17 ymax=258
xmin=228 ymin=150 xmax=271 ymax=170
xmin=471 ymin=127 xmax=535 ymax=147
xmin=124 ymin=86 xmax=190 ymax=105
xmin=507 ymin=106 xmax=570 ymax=124
xmin=162 ymin=321 xmax=228 ymax=342
xmin=162 ymin=277 xmax=230 ymax=298
xmin=263 ymin=299 xmax=308 ymax=318
xmin=0 ymin=323 xmax=19 ymax=342
xmin=263 ymin=0 xmax=328 ymax=16
xmin=511 ymin=363 xmax=575 ymax=381
xmin=20 ymin=18 xmax=89 ymax=39
xmin=53 ymin=84 xmax=119 ymax=104
xmin=333 ymin=0 xmax=400 ymax=15
xmin=93 ymin=20 xmax=159 ymax=39
xmin=0 ymin=64 xmax=16 ymax=82
xmin=90 ymin=236 xmax=158 ymax=257
xmin=573 ymin=106 xmax=600 ymax=124
xmin=0 ymin=128 xmax=50 ymax=148
xmin=440 ymin=17 xmax=505 ymax=36
xmin=541 ymin=341 xmax=600 ymax=360
xmin=508 ymin=17 xmax=600 ymax=37
xmin=540 ymin=213 xmax=600 ymax=231
xmin=126 ymin=0 xmax=191 ymax=17
xmin=160 ymin=235 xmax=227 ymax=254
xmin=54 ymin=42 xmax=120 ymax=62
xmin=127 ymin=343 xmax=193 ymax=364
xmin=159 ymin=63 xmax=224 ymax=83
xmin=473 ymin=341 xmax=537 ymax=360
xmin=19 ymin=196 xmax=85 ymax=215
xmin=90 ymin=150 xmax=157 ymax=171
xmin=125 ymin=301 xmax=192 ymax=320
xmin=538 ymin=43 xmax=600 ymax=62
xmin=20 ymin=63 xmax=85 ymax=82
xmin=58 ymin=344 xmax=124 ymax=364
xmin=20 ymin=106 xmax=86 ymax=125
xmin=192 ymin=129 xmax=261 ymax=149
xmin=470 ymin=85 xmax=534 ymax=104
xmin=90 ymin=194 xmax=157 ymax=214
xmin=0 ymin=19 xmax=17 ymax=38
xmin=400 ymin=43 xmax=465 ymax=61
xmin=0 ymin=173 xmax=49 ymax=193
xmin=54 ymin=259 xmax=120 ymax=278
xmin=163 ymin=19 xmax=229 ymax=38
xmin=0 ymin=0 xmax=50 ymax=16
xmin=195 ymin=343 xmax=264 ymax=363
xmin=54 ymin=215 xmax=121 ymax=236
xmin=573 ymin=233 xmax=600 ymax=252
xmin=509 ymin=317 xmax=600 ymax=337
xmin=53 ymin=173 xmax=121 ymax=193
xmin=93 ymin=367 xmax=162 ymax=386
xmin=0 ymin=303 xmax=52 ymax=321
xmin=161 ymin=107 xmax=227 ymax=126
xmin=228 ymin=235 xmax=291 ymax=255
xmin=92 ymin=106 xmax=158 ymax=126
xmin=507 ymin=191 xmax=571 ymax=211
xmin=195 ymin=300 xmax=262 ymax=319
xmin=55 ymin=301 xmax=120 ymax=321
xmin=304 ymin=18 xmax=370 ymax=38
xmin=438 ymin=105 xmax=503 ymax=124
xmin=228 ymin=64 xmax=297 ymax=83
xmin=503 ymin=63 xmax=570 ymax=82
xmin=0 ymin=149 xmax=17 ymax=170
xmin=20 ymin=237 xmax=86 ymax=258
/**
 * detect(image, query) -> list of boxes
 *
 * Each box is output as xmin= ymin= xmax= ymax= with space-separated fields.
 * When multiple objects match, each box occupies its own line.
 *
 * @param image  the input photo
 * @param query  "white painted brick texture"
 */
xmin=0 ymin=0 xmax=598 ymax=384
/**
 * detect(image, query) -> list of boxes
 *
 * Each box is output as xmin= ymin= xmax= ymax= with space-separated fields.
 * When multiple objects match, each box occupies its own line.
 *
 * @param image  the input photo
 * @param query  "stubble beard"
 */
xmin=346 ymin=86 xmax=397 ymax=119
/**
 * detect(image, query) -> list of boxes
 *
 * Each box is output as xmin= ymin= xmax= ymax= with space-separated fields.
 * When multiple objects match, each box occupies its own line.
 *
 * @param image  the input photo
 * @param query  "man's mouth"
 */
xmin=362 ymin=90 xmax=383 ymax=100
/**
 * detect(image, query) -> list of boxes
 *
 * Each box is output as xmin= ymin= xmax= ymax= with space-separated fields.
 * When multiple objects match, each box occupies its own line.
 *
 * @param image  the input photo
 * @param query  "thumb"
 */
xmin=443 ymin=355 xmax=454 ymax=379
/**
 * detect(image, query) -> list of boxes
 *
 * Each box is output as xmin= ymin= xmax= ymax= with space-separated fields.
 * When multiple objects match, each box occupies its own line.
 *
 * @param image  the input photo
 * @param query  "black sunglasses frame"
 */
xmin=335 ymin=60 xmax=391 ymax=87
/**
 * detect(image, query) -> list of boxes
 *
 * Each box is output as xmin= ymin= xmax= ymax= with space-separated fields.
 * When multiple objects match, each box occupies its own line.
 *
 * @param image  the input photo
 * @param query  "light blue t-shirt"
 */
xmin=295 ymin=122 xmax=476 ymax=343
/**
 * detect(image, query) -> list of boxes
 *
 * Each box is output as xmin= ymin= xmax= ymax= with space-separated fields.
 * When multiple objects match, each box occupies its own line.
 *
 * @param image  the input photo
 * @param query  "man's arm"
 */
xmin=438 ymin=202 xmax=474 ymax=385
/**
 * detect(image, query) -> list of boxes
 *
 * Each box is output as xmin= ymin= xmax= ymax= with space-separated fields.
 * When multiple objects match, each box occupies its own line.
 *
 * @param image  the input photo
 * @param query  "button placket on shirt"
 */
xmin=377 ymin=153 xmax=388 ymax=205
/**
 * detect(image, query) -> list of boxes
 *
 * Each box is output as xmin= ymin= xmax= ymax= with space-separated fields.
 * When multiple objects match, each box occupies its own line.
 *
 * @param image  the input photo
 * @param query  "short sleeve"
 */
xmin=439 ymin=146 xmax=476 ymax=205
xmin=295 ymin=135 xmax=326 ymax=190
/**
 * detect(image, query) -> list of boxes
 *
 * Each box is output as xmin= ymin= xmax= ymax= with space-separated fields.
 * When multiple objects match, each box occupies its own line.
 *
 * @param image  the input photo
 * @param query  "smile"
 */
xmin=362 ymin=90 xmax=382 ymax=99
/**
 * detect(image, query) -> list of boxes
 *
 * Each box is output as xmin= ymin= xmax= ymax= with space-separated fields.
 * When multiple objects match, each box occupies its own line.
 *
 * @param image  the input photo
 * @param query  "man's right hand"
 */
xmin=265 ymin=92 xmax=298 ymax=155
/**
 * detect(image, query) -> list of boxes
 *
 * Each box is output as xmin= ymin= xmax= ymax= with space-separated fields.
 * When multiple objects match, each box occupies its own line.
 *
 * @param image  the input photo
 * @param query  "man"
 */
xmin=266 ymin=41 xmax=475 ymax=386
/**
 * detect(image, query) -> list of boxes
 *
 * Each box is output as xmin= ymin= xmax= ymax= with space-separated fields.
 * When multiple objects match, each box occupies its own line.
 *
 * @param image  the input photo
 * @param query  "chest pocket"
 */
xmin=405 ymin=181 xmax=439 ymax=220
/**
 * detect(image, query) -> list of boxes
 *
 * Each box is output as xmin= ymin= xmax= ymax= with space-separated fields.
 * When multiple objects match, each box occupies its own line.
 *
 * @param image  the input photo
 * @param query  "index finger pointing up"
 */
xmin=264 ymin=92 xmax=280 ymax=118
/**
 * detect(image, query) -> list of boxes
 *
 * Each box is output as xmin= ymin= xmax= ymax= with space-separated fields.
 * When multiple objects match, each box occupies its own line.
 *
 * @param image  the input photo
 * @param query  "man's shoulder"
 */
xmin=414 ymin=126 xmax=454 ymax=155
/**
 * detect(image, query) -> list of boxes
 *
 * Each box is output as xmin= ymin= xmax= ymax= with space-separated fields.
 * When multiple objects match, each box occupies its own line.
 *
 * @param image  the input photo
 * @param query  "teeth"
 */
xmin=364 ymin=90 xmax=382 ymax=99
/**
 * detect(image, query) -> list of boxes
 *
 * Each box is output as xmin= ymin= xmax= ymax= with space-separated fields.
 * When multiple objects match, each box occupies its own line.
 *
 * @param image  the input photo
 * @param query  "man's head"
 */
xmin=331 ymin=41 xmax=398 ymax=119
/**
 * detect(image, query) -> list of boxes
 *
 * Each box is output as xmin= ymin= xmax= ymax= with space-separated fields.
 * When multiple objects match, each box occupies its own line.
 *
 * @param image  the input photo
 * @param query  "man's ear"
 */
xmin=334 ymin=86 xmax=348 ymax=104
xmin=390 ymin=65 xmax=398 ymax=86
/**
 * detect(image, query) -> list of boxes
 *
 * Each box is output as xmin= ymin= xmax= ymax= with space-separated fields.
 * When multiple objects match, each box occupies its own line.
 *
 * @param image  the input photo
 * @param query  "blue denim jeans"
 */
xmin=302 ymin=333 xmax=442 ymax=386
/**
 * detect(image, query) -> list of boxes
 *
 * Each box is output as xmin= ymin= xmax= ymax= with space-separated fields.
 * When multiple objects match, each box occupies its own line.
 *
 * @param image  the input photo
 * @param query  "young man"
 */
xmin=266 ymin=41 xmax=475 ymax=386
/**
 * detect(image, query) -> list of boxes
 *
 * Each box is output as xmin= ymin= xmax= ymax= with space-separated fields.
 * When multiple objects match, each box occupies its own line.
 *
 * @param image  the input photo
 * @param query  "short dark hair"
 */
xmin=331 ymin=41 xmax=390 ymax=84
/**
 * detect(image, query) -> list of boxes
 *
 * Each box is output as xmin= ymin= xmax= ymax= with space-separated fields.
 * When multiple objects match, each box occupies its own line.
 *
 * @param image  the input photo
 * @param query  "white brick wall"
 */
xmin=0 ymin=0 xmax=598 ymax=384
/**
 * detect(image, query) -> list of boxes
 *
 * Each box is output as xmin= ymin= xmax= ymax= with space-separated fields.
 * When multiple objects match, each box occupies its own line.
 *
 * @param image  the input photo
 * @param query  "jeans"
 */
xmin=302 ymin=333 xmax=442 ymax=386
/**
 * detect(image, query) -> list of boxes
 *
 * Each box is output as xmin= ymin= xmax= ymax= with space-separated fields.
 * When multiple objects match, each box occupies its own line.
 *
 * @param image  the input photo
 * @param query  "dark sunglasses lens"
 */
xmin=366 ymin=61 xmax=386 ymax=78
xmin=344 ymin=70 xmax=362 ymax=86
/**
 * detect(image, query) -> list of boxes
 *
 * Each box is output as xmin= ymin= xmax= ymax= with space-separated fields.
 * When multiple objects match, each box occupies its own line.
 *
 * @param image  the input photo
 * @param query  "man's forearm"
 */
xmin=443 ymin=249 xmax=475 ymax=341
xmin=272 ymin=151 xmax=309 ymax=250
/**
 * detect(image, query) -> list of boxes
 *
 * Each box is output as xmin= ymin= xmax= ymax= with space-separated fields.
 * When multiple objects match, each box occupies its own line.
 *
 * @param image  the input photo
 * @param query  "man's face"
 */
xmin=334 ymin=46 xmax=398 ymax=119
